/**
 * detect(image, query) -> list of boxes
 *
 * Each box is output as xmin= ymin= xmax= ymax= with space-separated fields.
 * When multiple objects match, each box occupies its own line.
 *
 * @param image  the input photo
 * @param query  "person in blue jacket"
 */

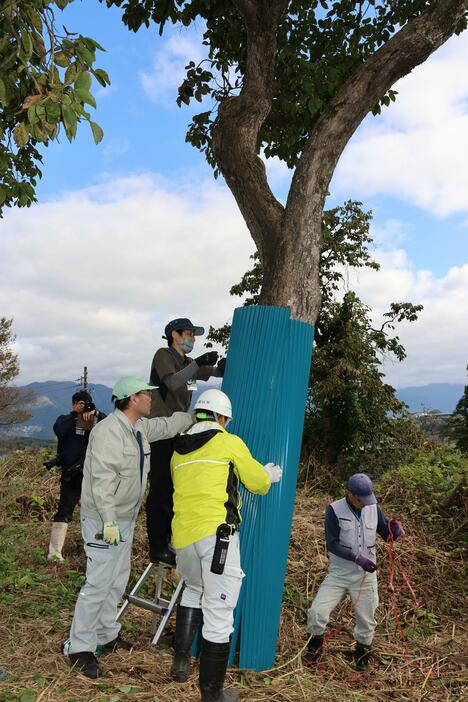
xmin=303 ymin=473 xmax=403 ymax=672
xmin=47 ymin=390 xmax=105 ymax=561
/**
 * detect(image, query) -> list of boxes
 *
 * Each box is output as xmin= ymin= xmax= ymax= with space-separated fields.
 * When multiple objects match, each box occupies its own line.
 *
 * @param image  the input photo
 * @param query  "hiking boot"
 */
xmin=69 ymin=651 xmax=101 ymax=679
xmin=302 ymin=635 xmax=324 ymax=666
xmin=171 ymin=605 xmax=202 ymax=682
xmin=102 ymin=634 xmax=133 ymax=654
xmin=355 ymin=642 xmax=371 ymax=672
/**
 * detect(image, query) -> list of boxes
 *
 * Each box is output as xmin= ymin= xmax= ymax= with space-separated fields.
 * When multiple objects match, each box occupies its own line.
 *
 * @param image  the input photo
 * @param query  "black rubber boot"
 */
xmin=170 ymin=606 xmax=203 ymax=682
xmin=69 ymin=651 xmax=101 ymax=679
xmin=199 ymin=638 xmax=239 ymax=702
xmin=150 ymin=545 xmax=176 ymax=566
xmin=302 ymin=634 xmax=324 ymax=666
xmin=355 ymin=642 xmax=371 ymax=672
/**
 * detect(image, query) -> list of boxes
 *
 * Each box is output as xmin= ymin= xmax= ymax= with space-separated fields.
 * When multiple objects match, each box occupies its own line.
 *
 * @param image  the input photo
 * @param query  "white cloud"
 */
xmin=333 ymin=32 xmax=468 ymax=216
xmin=100 ymin=138 xmax=130 ymax=162
xmin=1 ymin=174 xmax=253 ymax=386
xmin=260 ymin=150 xmax=292 ymax=195
xmin=1 ymin=177 xmax=466 ymax=391
xmin=346 ymin=248 xmax=468 ymax=387
xmin=140 ymin=32 xmax=206 ymax=106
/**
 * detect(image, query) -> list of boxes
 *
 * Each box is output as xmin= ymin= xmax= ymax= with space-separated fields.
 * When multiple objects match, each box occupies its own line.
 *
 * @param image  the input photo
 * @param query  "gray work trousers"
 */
xmin=176 ymin=532 xmax=245 ymax=643
xmin=307 ymin=564 xmax=379 ymax=646
xmin=68 ymin=515 xmax=135 ymax=654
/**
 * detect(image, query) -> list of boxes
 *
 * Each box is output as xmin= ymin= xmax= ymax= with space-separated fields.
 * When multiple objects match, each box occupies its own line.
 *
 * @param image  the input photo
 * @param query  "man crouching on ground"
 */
xmin=64 ymin=376 xmax=193 ymax=679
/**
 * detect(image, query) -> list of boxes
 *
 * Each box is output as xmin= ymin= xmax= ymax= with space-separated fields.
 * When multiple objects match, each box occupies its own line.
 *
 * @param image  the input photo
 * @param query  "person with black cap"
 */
xmin=303 ymin=472 xmax=404 ymax=672
xmin=146 ymin=317 xmax=225 ymax=565
xmin=47 ymin=390 xmax=105 ymax=561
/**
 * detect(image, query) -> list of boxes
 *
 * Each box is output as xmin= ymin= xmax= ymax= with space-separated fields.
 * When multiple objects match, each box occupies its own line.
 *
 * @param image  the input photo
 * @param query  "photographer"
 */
xmin=47 ymin=390 xmax=105 ymax=561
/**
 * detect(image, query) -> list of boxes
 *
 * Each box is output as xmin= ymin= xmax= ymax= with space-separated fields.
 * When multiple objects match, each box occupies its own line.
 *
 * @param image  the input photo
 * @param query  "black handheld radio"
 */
xmin=210 ymin=523 xmax=233 ymax=575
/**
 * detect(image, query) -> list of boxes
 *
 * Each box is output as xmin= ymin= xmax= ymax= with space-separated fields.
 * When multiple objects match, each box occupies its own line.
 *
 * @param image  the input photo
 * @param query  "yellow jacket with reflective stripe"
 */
xmin=170 ymin=422 xmax=271 ymax=549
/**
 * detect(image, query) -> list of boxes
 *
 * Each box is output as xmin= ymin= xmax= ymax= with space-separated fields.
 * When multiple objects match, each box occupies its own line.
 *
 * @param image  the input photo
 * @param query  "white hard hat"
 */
xmin=194 ymin=389 xmax=232 ymax=419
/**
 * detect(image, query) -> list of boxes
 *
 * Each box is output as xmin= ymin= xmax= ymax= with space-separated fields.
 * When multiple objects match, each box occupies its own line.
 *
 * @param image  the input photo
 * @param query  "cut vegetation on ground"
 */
xmin=0 ymin=448 xmax=466 ymax=702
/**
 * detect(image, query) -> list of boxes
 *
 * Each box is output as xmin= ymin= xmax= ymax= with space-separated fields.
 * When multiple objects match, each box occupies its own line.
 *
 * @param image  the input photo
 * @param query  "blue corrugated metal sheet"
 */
xmin=222 ymin=305 xmax=314 ymax=670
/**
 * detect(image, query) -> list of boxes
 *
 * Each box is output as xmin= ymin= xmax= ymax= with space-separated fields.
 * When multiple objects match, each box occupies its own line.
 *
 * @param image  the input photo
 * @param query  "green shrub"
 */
xmin=379 ymin=446 xmax=467 ymax=521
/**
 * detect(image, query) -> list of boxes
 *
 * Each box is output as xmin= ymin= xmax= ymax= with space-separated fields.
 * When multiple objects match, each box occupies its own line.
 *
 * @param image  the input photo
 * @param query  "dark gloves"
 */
xmin=217 ymin=357 xmax=226 ymax=377
xmin=389 ymin=520 xmax=404 ymax=539
xmin=194 ymin=351 xmax=219 ymax=367
xmin=355 ymin=555 xmax=377 ymax=573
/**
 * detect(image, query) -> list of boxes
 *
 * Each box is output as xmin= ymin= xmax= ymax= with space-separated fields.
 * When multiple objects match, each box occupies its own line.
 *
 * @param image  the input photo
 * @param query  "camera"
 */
xmin=43 ymin=456 xmax=62 ymax=471
xmin=84 ymin=401 xmax=96 ymax=412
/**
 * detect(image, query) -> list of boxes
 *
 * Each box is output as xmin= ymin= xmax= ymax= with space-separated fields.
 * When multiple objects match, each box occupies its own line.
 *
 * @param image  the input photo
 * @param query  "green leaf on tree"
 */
xmin=75 ymin=71 xmax=92 ymax=91
xmin=54 ymin=51 xmax=70 ymax=68
xmin=13 ymin=123 xmax=30 ymax=148
xmin=62 ymin=105 xmax=77 ymax=130
xmin=89 ymin=120 xmax=104 ymax=144
xmin=75 ymin=88 xmax=96 ymax=108
xmin=93 ymin=68 xmax=111 ymax=87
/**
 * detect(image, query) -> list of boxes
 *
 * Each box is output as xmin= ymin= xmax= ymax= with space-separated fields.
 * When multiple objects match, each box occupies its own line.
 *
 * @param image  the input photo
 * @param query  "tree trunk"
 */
xmin=214 ymin=0 xmax=467 ymax=326
xmin=259 ymin=217 xmax=322 ymax=323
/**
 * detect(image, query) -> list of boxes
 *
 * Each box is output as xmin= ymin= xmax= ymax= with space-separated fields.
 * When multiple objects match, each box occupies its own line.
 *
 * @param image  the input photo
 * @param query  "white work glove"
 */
xmin=263 ymin=462 xmax=283 ymax=484
xmin=103 ymin=521 xmax=120 ymax=545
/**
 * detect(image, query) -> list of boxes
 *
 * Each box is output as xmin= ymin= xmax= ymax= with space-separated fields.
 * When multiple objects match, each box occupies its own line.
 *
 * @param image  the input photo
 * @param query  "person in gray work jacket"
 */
xmin=303 ymin=473 xmax=404 ymax=672
xmin=146 ymin=317 xmax=225 ymax=565
xmin=63 ymin=376 xmax=192 ymax=680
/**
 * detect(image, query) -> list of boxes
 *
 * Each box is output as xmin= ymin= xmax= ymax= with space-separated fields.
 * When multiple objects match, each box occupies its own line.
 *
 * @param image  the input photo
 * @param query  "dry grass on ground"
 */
xmin=0 ymin=450 xmax=467 ymax=702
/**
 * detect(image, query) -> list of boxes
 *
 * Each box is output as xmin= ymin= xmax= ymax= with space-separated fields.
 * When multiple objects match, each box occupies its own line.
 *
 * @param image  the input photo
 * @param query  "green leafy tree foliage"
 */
xmin=443 ymin=372 xmax=468 ymax=453
xmin=105 ymin=0 xmax=467 ymax=322
xmin=0 ymin=317 xmax=35 ymax=426
xmin=305 ymin=291 xmax=424 ymax=473
xmin=209 ymin=202 xmax=424 ymax=474
xmin=0 ymin=0 xmax=109 ymax=215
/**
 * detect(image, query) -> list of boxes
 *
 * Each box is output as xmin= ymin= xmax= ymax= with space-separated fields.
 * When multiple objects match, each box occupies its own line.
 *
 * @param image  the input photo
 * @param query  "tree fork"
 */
xmin=212 ymin=0 xmax=467 ymax=325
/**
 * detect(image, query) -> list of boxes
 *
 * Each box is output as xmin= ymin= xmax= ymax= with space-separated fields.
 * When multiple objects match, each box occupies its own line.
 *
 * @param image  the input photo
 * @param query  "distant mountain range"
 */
xmin=395 ymin=383 xmax=464 ymax=414
xmin=5 ymin=380 xmax=465 ymax=440
xmin=10 ymin=381 xmax=116 ymax=440
xmin=9 ymin=380 xmax=219 ymax=440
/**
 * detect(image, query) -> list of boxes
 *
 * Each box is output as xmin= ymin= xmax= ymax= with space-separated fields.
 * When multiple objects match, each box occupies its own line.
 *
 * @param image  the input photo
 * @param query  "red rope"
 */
xmin=386 ymin=519 xmax=420 ymax=654
xmin=305 ymin=520 xmax=432 ymax=684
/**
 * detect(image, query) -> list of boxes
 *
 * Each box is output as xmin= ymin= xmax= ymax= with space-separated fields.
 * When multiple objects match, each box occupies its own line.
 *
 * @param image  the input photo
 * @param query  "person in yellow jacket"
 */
xmin=170 ymin=388 xmax=282 ymax=702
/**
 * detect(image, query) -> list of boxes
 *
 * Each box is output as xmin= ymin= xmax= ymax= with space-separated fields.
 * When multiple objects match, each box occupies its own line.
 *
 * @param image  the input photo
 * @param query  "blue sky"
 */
xmin=36 ymin=2 xmax=213 ymax=195
xmin=1 ymin=2 xmax=467 ymax=389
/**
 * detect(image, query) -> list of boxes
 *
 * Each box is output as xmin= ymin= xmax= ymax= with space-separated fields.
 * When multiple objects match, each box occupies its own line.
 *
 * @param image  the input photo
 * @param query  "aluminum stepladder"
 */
xmin=116 ymin=561 xmax=184 ymax=645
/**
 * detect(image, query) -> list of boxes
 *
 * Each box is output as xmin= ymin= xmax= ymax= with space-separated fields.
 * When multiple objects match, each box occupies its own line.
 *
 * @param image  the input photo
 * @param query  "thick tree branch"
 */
xmin=286 ymin=0 xmax=468 ymax=230
xmin=211 ymin=0 xmax=287 ymax=263
xmin=212 ymin=0 xmax=466 ymax=323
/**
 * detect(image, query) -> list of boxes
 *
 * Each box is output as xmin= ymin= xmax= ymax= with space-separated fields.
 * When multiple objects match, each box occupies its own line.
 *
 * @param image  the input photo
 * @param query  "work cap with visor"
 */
xmin=347 ymin=473 xmax=377 ymax=506
xmin=163 ymin=318 xmax=205 ymax=340
xmin=112 ymin=376 xmax=158 ymax=400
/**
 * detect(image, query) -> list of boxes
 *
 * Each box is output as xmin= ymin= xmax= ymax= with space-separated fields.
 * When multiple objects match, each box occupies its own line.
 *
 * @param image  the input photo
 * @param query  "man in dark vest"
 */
xmin=147 ymin=318 xmax=225 ymax=564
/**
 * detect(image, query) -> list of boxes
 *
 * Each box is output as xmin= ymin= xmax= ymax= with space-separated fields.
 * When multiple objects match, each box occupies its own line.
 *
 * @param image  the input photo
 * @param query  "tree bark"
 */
xmin=212 ymin=0 xmax=468 ymax=324
xmin=212 ymin=0 xmax=287 ymax=264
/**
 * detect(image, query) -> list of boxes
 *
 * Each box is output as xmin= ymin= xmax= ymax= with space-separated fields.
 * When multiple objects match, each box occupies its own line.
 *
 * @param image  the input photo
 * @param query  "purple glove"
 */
xmin=355 ymin=555 xmax=377 ymax=573
xmin=389 ymin=520 xmax=404 ymax=539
